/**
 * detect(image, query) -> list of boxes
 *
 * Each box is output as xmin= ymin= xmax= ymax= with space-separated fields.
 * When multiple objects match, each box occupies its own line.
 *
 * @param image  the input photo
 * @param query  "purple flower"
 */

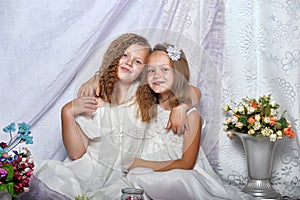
xmin=0 ymin=168 xmax=8 ymax=178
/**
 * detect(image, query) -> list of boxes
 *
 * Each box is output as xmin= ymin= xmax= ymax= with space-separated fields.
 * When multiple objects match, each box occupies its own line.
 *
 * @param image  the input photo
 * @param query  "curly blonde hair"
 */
xmin=97 ymin=33 xmax=151 ymax=104
xmin=136 ymin=43 xmax=191 ymax=123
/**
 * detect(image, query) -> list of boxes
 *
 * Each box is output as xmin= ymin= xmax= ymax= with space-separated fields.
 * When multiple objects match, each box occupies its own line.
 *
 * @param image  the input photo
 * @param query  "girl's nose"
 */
xmin=125 ymin=59 xmax=133 ymax=67
xmin=154 ymin=70 xmax=161 ymax=78
xmin=124 ymin=55 xmax=133 ymax=67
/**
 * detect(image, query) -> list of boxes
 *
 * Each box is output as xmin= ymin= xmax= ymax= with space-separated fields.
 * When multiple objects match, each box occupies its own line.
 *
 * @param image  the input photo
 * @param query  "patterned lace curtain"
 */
xmin=218 ymin=1 xmax=300 ymax=198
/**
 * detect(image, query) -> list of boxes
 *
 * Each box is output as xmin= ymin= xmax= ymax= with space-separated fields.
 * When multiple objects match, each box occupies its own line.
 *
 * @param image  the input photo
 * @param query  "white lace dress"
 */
xmin=35 ymin=99 xmax=147 ymax=200
xmin=127 ymin=106 xmax=233 ymax=200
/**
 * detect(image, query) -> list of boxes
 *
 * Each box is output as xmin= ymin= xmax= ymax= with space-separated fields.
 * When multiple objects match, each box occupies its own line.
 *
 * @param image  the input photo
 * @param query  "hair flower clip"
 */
xmin=166 ymin=46 xmax=182 ymax=61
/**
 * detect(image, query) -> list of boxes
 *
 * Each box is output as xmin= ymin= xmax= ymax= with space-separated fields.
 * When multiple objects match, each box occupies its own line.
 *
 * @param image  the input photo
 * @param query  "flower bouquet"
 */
xmin=0 ymin=122 xmax=34 ymax=198
xmin=223 ymin=94 xmax=296 ymax=142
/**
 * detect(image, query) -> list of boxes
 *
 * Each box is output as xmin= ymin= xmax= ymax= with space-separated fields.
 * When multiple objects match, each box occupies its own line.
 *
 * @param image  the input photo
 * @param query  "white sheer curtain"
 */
xmin=1 ymin=0 xmax=299 ymax=198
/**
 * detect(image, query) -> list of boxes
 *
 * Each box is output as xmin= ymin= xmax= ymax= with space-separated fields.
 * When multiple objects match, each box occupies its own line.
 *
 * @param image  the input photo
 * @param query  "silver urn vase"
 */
xmin=236 ymin=133 xmax=281 ymax=199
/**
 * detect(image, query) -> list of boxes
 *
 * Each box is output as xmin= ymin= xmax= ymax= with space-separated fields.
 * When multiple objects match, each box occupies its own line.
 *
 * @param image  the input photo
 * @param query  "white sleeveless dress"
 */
xmin=35 ymin=99 xmax=147 ymax=200
xmin=127 ymin=106 xmax=233 ymax=200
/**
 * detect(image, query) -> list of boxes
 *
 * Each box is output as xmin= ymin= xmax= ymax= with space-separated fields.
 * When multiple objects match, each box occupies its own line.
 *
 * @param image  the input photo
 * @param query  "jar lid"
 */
xmin=121 ymin=188 xmax=144 ymax=194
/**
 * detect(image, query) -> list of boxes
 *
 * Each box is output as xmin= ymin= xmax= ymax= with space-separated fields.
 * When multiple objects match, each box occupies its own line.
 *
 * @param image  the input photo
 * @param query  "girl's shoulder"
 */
xmin=187 ymin=107 xmax=198 ymax=116
xmin=187 ymin=108 xmax=206 ymax=130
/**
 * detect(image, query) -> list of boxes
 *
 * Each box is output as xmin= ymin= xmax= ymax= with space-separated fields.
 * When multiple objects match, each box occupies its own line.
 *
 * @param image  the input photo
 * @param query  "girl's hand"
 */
xmin=166 ymin=104 xmax=190 ymax=136
xmin=77 ymin=73 xmax=100 ymax=97
xmin=127 ymin=158 xmax=142 ymax=171
xmin=63 ymin=96 xmax=98 ymax=118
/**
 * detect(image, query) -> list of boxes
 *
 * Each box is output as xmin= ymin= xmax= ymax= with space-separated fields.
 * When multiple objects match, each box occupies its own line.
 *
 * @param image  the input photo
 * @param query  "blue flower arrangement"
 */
xmin=0 ymin=122 xmax=34 ymax=197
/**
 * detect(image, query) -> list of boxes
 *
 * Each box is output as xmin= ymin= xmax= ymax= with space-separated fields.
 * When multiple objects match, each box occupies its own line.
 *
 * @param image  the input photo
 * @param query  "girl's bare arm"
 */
xmin=61 ymin=97 xmax=98 ymax=159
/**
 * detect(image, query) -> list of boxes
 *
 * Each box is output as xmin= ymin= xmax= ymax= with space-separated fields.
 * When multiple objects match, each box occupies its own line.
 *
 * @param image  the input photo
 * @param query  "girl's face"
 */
xmin=118 ymin=44 xmax=149 ymax=85
xmin=147 ymin=51 xmax=174 ymax=95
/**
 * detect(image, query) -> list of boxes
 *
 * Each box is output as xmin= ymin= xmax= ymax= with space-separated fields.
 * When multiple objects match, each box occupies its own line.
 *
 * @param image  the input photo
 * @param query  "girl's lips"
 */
xmin=120 ymin=66 xmax=131 ymax=73
xmin=153 ymin=81 xmax=164 ymax=86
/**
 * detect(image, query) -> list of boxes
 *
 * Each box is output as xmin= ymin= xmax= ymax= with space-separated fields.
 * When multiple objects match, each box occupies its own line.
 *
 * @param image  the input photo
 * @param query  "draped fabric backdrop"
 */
xmin=1 ymin=0 xmax=299 ymax=198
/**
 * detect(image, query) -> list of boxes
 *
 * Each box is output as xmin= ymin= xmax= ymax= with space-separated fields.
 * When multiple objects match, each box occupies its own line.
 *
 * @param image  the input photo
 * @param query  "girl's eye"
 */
xmin=135 ymin=60 xmax=143 ymax=65
xmin=122 ymin=53 xmax=128 ymax=57
xmin=148 ymin=69 xmax=155 ymax=73
xmin=162 ymin=67 xmax=170 ymax=72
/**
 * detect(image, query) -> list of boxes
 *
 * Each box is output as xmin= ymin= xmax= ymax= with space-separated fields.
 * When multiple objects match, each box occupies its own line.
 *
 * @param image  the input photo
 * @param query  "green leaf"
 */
xmin=265 ymin=104 xmax=271 ymax=116
xmin=0 ymin=184 xmax=6 ymax=191
xmin=238 ymin=116 xmax=248 ymax=125
xmin=279 ymin=117 xmax=288 ymax=129
xmin=274 ymin=122 xmax=281 ymax=130
xmin=6 ymin=182 xmax=19 ymax=197
xmin=1 ymin=164 xmax=14 ymax=182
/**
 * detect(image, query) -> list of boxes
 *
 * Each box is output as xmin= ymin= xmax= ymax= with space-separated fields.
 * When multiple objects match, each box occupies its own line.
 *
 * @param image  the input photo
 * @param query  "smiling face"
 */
xmin=117 ymin=44 xmax=149 ymax=86
xmin=147 ymin=51 xmax=174 ymax=96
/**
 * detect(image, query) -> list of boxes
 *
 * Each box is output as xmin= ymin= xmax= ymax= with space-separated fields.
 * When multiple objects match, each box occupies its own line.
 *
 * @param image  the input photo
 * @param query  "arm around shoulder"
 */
xmin=77 ymin=71 xmax=101 ymax=97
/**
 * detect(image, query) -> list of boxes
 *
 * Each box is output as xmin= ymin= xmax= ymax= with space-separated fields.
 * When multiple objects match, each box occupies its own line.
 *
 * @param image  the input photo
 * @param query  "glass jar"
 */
xmin=0 ymin=190 xmax=12 ymax=200
xmin=121 ymin=188 xmax=144 ymax=200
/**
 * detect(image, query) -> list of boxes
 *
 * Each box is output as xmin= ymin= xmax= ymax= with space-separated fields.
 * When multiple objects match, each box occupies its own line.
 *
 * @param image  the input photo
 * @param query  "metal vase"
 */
xmin=236 ymin=133 xmax=281 ymax=199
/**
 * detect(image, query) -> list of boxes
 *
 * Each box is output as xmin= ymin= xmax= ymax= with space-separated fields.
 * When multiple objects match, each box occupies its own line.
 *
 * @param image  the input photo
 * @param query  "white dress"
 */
xmin=35 ymin=99 xmax=147 ymax=200
xmin=127 ymin=106 xmax=232 ymax=200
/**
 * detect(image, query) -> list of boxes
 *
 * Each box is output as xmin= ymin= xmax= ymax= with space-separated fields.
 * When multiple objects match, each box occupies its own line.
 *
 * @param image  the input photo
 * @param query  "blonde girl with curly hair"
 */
xmin=34 ymin=33 xmax=152 ymax=200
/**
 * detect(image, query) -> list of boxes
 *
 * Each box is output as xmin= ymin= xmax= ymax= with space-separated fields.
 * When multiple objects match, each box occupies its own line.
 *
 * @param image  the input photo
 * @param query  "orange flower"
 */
xmin=252 ymin=102 xmax=258 ymax=108
xmin=269 ymin=117 xmax=277 ymax=126
xmin=283 ymin=128 xmax=296 ymax=139
xmin=288 ymin=131 xmax=296 ymax=139
xmin=247 ymin=117 xmax=255 ymax=124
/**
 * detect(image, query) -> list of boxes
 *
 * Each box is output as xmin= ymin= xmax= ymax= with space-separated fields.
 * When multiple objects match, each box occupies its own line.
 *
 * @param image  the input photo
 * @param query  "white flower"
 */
xmin=267 ymin=128 xmax=274 ymax=135
xmin=226 ymin=117 xmax=232 ymax=123
xmin=270 ymin=98 xmax=276 ymax=107
xmin=269 ymin=134 xmax=277 ymax=142
xmin=264 ymin=117 xmax=270 ymax=123
xmin=262 ymin=128 xmax=273 ymax=136
xmin=235 ymin=122 xmax=244 ymax=129
xmin=24 ymin=167 xmax=31 ymax=173
xmin=276 ymin=130 xmax=283 ymax=139
xmin=248 ymin=129 xmax=255 ymax=135
xmin=224 ymin=124 xmax=228 ymax=130
xmin=255 ymin=114 xmax=261 ymax=121
xmin=261 ymin=129 xmax=268 ymax=136
xmin=238 ymin=105 xmax=245 ymax=114
xmin=270 ymin=109 xmax=277 ymax=116
xmin=253 ymin=121 xmax=261 ymax=130
xmin=247 ymin=106 xmax=255 ymax=114
xmin=227 ymin=131 xmax=234 ymax=137
xmin=166 ymin=46 xmax=182 ymax=61
xmin=224 ymin=105 xmax=230 ymax=112
xmin=232 ymin=116 xmax=238 ymax=123
xmin=234 ymin=107 xmax=239 ymax=113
